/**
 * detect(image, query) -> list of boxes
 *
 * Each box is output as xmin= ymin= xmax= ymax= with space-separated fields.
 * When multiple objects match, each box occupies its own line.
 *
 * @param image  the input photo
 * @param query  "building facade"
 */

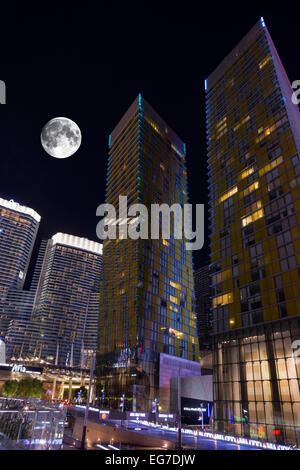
xmin=206 ymin=18 xmax=300 ymax=445
xmin=0 ymin=198 xmax=40 ymax=337
xmin=97 ymin=95 xmax=200 ymax=412
xmin=194 ymin=265 xmax=212 ymax=351
xmin=7 ymin=233 xmax=102 ymax=368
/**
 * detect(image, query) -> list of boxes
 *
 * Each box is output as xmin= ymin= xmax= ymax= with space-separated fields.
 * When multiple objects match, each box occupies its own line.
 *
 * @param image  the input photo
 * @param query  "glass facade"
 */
xmin=0 ymin=198 xmax=40 ymax=337
xmin=18 ymin=233 xmax=103 ymax=367
xmin=206 ymin=19 xmax=300 ymax=445
xmin=97 ymin=95 xmax=199 ymax=411
xmin=194 ymin=265 xmax=213 ymax=351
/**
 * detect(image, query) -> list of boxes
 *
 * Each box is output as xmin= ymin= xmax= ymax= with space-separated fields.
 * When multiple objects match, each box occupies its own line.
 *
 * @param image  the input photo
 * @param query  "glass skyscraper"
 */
xmin=0 ymin=198 xmax=40 ymax=337
xmin=206 ymin=19 xmax=300 ymax=445
xmin=9 ymin=233 xmax=103 ymax=367
xmin=97 ymin=95 xmax=200 ymax=412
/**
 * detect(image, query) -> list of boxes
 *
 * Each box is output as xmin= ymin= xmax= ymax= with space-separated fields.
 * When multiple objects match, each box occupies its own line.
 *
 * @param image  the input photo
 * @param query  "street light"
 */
xmin=242 ymin=409 xmax=248 ymax=437
xmin=80 ymin=351 xmax=96 ymax=450
xmin=177 ymin=368 xmax=182 ymax=449
xmin=199 ymin=403 xmax=205 ymax=431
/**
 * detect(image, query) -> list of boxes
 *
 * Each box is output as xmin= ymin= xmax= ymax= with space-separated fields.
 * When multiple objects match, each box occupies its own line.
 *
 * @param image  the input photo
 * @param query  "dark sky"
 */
xmin=0 ymin=2 xmax=300 ymax=279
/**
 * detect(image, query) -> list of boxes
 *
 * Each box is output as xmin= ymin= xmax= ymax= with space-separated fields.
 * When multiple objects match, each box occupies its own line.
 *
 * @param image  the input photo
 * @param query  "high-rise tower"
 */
xmin=206 ymin=19 xmax=300 ymax=445
xmin=19 ymin=233 xmax=103 ymax=367
xmin=0 ymin=197 xmax=40 ymax=336
xmin=97 ymin=95 xmax=200 ymax=412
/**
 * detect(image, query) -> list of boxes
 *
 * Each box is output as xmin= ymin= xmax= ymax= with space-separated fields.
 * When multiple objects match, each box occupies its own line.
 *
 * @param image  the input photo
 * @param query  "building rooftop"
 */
xmin=0 ymin=197 xmax=41 ymax=223
xmin=51 ymin=232 xmax=103 ymax=255
xmin=205 ymin=18 xmax=266 ymax=92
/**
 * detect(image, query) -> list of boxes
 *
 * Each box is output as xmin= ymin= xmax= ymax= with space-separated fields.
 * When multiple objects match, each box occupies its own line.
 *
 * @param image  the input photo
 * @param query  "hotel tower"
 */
xmin=0 ymin=198 xmax=40 ymax=337
xmin=6 ymin=233 xmax=102 ymax=368
xmin=97 ymin=95 xmax=200 ymax=412
xmin=206 ymin=19 xmax=300 ymax=445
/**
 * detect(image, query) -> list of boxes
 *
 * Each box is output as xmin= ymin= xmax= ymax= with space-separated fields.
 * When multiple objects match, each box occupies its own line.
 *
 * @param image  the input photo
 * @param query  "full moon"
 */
xmin=41 ymin=117 xmax=82 ymax=159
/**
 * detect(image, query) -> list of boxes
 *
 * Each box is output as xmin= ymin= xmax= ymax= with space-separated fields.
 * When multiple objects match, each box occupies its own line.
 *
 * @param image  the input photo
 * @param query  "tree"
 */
xmin=17 ymin=378 xmax=44 ymax=398
xmin=1 ymin=378 xmax=44 ymax=399
xmin=1 ymin=380 xmax=19 ymax=397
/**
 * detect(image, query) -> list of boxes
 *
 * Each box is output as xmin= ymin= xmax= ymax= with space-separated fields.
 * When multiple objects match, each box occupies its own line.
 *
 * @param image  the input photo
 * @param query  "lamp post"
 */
xmin=80 ymin=351 xmax=96 ymax=450
xmin=152 ymin=398 xmax=158 ymax=424
xmin=177 ymin=368 xmax=182 ymax=449
xmin=242 ymin=409 xmax=248 ymax=437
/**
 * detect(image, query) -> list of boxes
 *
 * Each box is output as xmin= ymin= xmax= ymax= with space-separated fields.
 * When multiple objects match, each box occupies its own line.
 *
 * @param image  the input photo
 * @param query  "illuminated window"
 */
xmin=241 ymin=208 xmax=264 ymax=227
xmin=242 ymin=181 xmax=259 ymax=197
xmin=240 ymin=167 xmax=254 ymax=180
xmin=259 ymin=156 xmax=283 ymax=176
xmin=259 ymin=56 xmax=271 ymax=69
xmin=234 ymin=115 xmax=250 ymax=132
xmin=170 ymin=295 xmax=179 ymax=305
xmin=216 ymin=116 xmax=227 ymax=129
xmin=219 ymin=186 xmax=238 ymax=203
xmin=170 ymin=280 xmax=181 ymax=290
xmin=212 ymin=292 xmax=233 ymax=308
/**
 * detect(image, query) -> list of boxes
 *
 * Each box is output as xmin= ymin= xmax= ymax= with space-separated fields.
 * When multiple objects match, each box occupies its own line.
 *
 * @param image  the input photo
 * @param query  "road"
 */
xmin=120 ymin=421 xmax=258 ymax=450
xmin=69 ymin=407 xmax=260 ymax=450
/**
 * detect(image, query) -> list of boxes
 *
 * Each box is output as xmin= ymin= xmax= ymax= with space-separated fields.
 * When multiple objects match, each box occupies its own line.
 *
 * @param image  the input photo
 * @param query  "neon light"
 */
xmin=260 ymin=17 xmax=265 ymax=27
xmin=204 ymin=79 xmax=208 ymax=91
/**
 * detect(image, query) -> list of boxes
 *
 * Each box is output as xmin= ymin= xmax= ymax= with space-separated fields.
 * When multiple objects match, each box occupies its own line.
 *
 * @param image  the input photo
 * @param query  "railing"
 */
xmin=0 ymin=396 xmax=66 ymax=449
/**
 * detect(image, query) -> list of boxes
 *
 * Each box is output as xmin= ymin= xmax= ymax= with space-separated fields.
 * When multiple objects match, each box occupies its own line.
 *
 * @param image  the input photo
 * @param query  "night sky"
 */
xmin=0 ymin=2 xmax=300 ymax=282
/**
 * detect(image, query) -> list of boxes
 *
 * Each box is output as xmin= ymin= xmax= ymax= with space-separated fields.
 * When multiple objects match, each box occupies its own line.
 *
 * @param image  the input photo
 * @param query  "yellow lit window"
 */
xmin=212 ymin=292 xmax=233 ymax=308
xmin=170 ymin=280 xmax=182 ymax=290
xmin=240 ymin=166 xmax=254 ymax=180
xmin=211 ymin=116 xmax=228 ymax=141
xmin=259 ymin=156 xmax=283 ymax=176
xmin=219 ymin=186 xmax=238 ymax=203
xmin=245 ymin=200 xmax=262 ymax=216
xmin=242 ymin=181 xmax=259 ymax=197
xmin=169 ymin=327 xmax=185 ymax=339
xmin=233 ymin=115 xmax=250 ymax=132
xmin=170 ymin=295 xmax=179 ymax=305
xmin=216 ymin=116 xmax=227 ymax=129
xmin=162 ymin=239 xmax=170 ymax=247
xmin=212 ymin=268 xmax=231 ymax=285
xmin=241 ymin=208 xmax=264 ymax=227
xmin=259 ymin=56 xmax=271 ymax=69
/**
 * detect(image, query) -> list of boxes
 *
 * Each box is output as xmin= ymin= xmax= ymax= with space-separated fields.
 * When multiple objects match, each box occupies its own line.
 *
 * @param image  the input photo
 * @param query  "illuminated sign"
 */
xmin=129 ymin=412 xmax=146 ymax=417
xmin=0 ymin=363 xmax=43 ymax=374
xmin=183 ymin=407 xmax=206 ymax=412
xmin=12 ymin=364 xmax=27 ymax=373
xmin=181 ymin=398 xmax=212 ymax=426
